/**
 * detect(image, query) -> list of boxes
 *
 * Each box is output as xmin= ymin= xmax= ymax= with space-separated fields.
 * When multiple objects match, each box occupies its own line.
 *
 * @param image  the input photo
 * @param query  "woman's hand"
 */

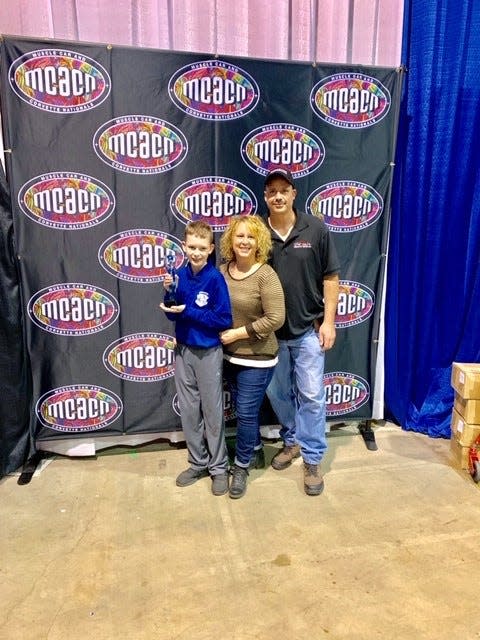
xmin=220 ymin=329 xmax=237 ymax=345
xmin=220 ymin=327 xmax=247 ymax=344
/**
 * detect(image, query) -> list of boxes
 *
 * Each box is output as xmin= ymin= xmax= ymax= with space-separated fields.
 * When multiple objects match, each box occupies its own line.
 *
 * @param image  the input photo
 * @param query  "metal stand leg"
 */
xmin=358 ymin=420 xmax=378 ymax=451
xmin=17 ymin=451 xmax=44 ymax=485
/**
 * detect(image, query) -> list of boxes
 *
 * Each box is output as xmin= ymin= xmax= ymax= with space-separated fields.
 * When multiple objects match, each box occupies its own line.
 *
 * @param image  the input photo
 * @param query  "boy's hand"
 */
xmin=159 ymin=302 xmax=185 ymax=313
xmin=163 ymin=274 xmax=173 ymax=290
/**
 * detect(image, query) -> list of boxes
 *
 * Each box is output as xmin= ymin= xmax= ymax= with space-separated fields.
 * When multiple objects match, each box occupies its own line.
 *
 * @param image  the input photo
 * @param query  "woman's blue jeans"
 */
xmin=224 ymin=361 xmax=275 ymax=468
xmin=266 ymin=327 xmax=327 ymax=465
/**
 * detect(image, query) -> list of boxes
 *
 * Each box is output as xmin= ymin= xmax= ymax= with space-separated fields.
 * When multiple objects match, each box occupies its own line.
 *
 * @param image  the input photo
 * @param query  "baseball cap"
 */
xmin=264 ymin=168 xmax=296 ymax=189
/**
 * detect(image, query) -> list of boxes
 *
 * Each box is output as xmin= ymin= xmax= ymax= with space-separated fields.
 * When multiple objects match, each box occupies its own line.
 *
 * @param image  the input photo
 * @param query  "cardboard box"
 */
xmin=451 ymin=362 xmax=480 ymax=399
xmin=451 ymin=408 xmax=480 ymax=447
xmin=454 ymin=393 xmax=480 ymax=424
xmin=450 ymin=434 xmax=470 ymax=470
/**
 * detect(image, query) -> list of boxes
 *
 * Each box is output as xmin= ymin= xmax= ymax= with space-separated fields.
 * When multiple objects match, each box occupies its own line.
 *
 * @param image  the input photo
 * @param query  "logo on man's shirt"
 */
xmin=293 ymin=241 xmax=312 ymax=249
xmin=196 ymin=291 xmax=209 ymax=307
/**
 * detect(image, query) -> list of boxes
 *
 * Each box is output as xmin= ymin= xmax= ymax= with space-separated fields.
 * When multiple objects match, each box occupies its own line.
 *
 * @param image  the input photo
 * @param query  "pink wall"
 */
xmin=0 ymin=0 xmax=403 ymax=66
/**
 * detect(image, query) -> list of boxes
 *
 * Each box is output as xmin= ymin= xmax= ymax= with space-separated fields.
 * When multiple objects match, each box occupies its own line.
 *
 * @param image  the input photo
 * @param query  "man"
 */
xmin=262 ymin=168 xmax=340 ymax=496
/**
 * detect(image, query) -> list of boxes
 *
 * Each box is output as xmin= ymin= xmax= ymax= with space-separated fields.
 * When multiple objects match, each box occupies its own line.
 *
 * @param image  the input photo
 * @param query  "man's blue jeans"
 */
xmin=224 ymin=361 xmax=275 ymax=468
xmin=266 ymin=327 xmax=327 ymax=465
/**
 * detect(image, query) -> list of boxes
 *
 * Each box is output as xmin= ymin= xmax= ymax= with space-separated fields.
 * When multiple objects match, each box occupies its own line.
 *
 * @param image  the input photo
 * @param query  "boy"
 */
xmin=159 ymin=221 xmax=233 ymax=496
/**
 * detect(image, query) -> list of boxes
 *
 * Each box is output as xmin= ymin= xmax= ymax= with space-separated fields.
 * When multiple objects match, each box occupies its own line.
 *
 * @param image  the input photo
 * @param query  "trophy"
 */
xmin=163 ymin=253 xmax=179 ymax=307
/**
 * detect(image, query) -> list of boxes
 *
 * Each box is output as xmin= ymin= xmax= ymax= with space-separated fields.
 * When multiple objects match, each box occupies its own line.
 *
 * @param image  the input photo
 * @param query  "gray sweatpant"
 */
xmin=174 ymin=343 xmax=228 ymax=475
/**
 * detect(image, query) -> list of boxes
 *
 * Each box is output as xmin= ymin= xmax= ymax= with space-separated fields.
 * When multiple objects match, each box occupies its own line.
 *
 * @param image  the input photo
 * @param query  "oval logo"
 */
xmin=336 ymin=281 xmax=375 ymax=328
xmin=93 ymin=116 xmax=188 ymax=174
xmin=9 ymin=49 xmax=110 ymax=113
xmin=310 ymin=73 xmax=390 ymax=128
xmin=169 ymin=59 xmax=259 ymax=120
xmin=103 ymin=333 xmax=176 ymax=382
xmin=222 ymin=380 xmax=237 ymax=422
xmin=28 ymin=283 xmax=119 ymax=336
xmin=306 ymin=181 xmax=383 ymax=232
xmin=99 ymin=230 xmax=185 ymax=283
xmin=36 ymin=385 xmax=123 ymax=432
xmin=324 ymin=372 xmax=370 ymax=416
xmin=170 ymin=176 xmax=257 ymax=231
xmin=241 ymin=123 xmax=325 ymax=177
xmin=18 ymin=172 xmax=115 ymax=230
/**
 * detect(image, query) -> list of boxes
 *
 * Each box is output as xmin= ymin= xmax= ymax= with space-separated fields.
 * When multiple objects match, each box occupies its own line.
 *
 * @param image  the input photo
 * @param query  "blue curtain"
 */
xmin=385 ymin=0 xmax=480 ymax=437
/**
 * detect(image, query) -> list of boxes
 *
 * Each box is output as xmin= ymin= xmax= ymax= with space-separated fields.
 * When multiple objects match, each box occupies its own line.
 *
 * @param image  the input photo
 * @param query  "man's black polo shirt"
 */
xmin=266 ymin=211 xmax=340 ymax=340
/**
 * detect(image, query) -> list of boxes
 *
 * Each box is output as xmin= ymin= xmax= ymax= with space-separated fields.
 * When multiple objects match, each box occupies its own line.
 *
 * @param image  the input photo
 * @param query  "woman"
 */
xmin=220 ymin=215 xmax=285 ymax=499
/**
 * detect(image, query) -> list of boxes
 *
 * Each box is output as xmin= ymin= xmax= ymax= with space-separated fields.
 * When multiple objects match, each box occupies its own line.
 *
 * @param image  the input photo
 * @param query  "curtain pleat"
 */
xmin=0 ymin=0 xmax=402 ymax=66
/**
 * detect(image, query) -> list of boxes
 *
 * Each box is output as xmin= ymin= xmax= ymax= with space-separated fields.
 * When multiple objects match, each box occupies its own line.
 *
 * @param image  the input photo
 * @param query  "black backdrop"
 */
xmin=0 ymin=36 xmax=403 ymax=463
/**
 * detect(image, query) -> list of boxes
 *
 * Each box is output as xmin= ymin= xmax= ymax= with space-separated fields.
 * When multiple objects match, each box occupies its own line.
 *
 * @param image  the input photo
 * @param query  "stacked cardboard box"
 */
xmin=450 ymin=362 xmax=480 ymax=469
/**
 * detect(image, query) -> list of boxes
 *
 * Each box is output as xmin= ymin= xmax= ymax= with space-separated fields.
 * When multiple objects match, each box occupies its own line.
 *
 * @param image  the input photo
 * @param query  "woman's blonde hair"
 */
xmin=220 ymin=215 xmax=272 ymax=264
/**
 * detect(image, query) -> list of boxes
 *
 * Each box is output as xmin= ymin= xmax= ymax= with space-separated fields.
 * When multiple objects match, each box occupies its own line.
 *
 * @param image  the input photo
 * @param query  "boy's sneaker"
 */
xmin=211 ymin=473 xmax=229 ymax=496
xmin=249 ymin=447 xmax=265 ymax=469
xmin=271 ymin=444 xmax=301 ymax=470
xmin=303 ymin=463 xmax=324 ymax=496
xmin=229 ymin=465 xmax=249 ymax=499
xmin=175 ymin=467 xmax=209 ymax=487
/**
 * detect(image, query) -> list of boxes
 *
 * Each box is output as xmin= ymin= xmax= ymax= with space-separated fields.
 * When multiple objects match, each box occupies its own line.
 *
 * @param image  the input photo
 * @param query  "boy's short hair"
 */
xmin=185 ymin=220 xmax=214 ymax=244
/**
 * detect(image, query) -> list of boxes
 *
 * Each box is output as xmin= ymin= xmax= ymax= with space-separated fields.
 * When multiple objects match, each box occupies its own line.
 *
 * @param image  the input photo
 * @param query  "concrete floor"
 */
xmin=1 ymin=421 xmax=480 ymax=640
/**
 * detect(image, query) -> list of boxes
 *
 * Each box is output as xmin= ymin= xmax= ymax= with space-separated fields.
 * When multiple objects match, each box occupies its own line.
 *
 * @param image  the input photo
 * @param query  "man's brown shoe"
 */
xmin=271 ymin=444 xmax=301 ymax=470
xmin=303 ymin=462 xmax=324 ymax=496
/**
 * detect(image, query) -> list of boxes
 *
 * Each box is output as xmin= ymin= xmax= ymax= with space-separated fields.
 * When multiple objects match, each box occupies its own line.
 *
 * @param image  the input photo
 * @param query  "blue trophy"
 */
xmin=164 ymin=252 xmax=179 ymax=307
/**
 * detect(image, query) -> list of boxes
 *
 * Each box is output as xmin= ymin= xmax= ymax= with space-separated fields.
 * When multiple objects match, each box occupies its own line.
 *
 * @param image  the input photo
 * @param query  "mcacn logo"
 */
xmin=170 ymin=177 xmax=257 ymax=231
xmin=241 ymin=123 xmax=324 ymax=177
xmin=9 ymin=49 xmax=110 ymax=113
xmin=324 ymin=372 xmax=370 ymax=416
xmin=28 ymin=283 xmax=119 ymax=336
xmin=307 ymin=181 xmax=383 ymax=232
xmin=99 ymin=230 xmax=184 ymax=283
xmin=103 ymin=333 xmax=176 ymax=382
xmin=93 ymin=116 xmax=188 ymax=174
xmin=36 ymin=385 xmax=123 ymax=432
xmin=169 ymin=59 xmax=259 ymax=120
xmin=335 ymin=281 xmax=375 ymax=328
xmin=310 ymin=73 xmax=390 ymax=128
xmin=18 ymin=172 xmax=115 ymax=230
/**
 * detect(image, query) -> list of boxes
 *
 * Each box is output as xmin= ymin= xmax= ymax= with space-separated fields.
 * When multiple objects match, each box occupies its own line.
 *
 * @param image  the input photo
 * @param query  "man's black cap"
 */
xmin=264 ymin=168 xmax=296 ymax=189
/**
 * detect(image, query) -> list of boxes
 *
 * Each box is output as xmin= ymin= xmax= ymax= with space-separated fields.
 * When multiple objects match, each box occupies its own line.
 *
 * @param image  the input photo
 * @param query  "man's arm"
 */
xmin=319 ymin=273 xmax=339 ymax=350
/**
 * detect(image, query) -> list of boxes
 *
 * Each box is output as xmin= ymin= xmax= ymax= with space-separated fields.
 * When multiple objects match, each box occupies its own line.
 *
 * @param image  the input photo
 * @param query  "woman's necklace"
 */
xmin=229 ymin=261 xmax=260 ymax=280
